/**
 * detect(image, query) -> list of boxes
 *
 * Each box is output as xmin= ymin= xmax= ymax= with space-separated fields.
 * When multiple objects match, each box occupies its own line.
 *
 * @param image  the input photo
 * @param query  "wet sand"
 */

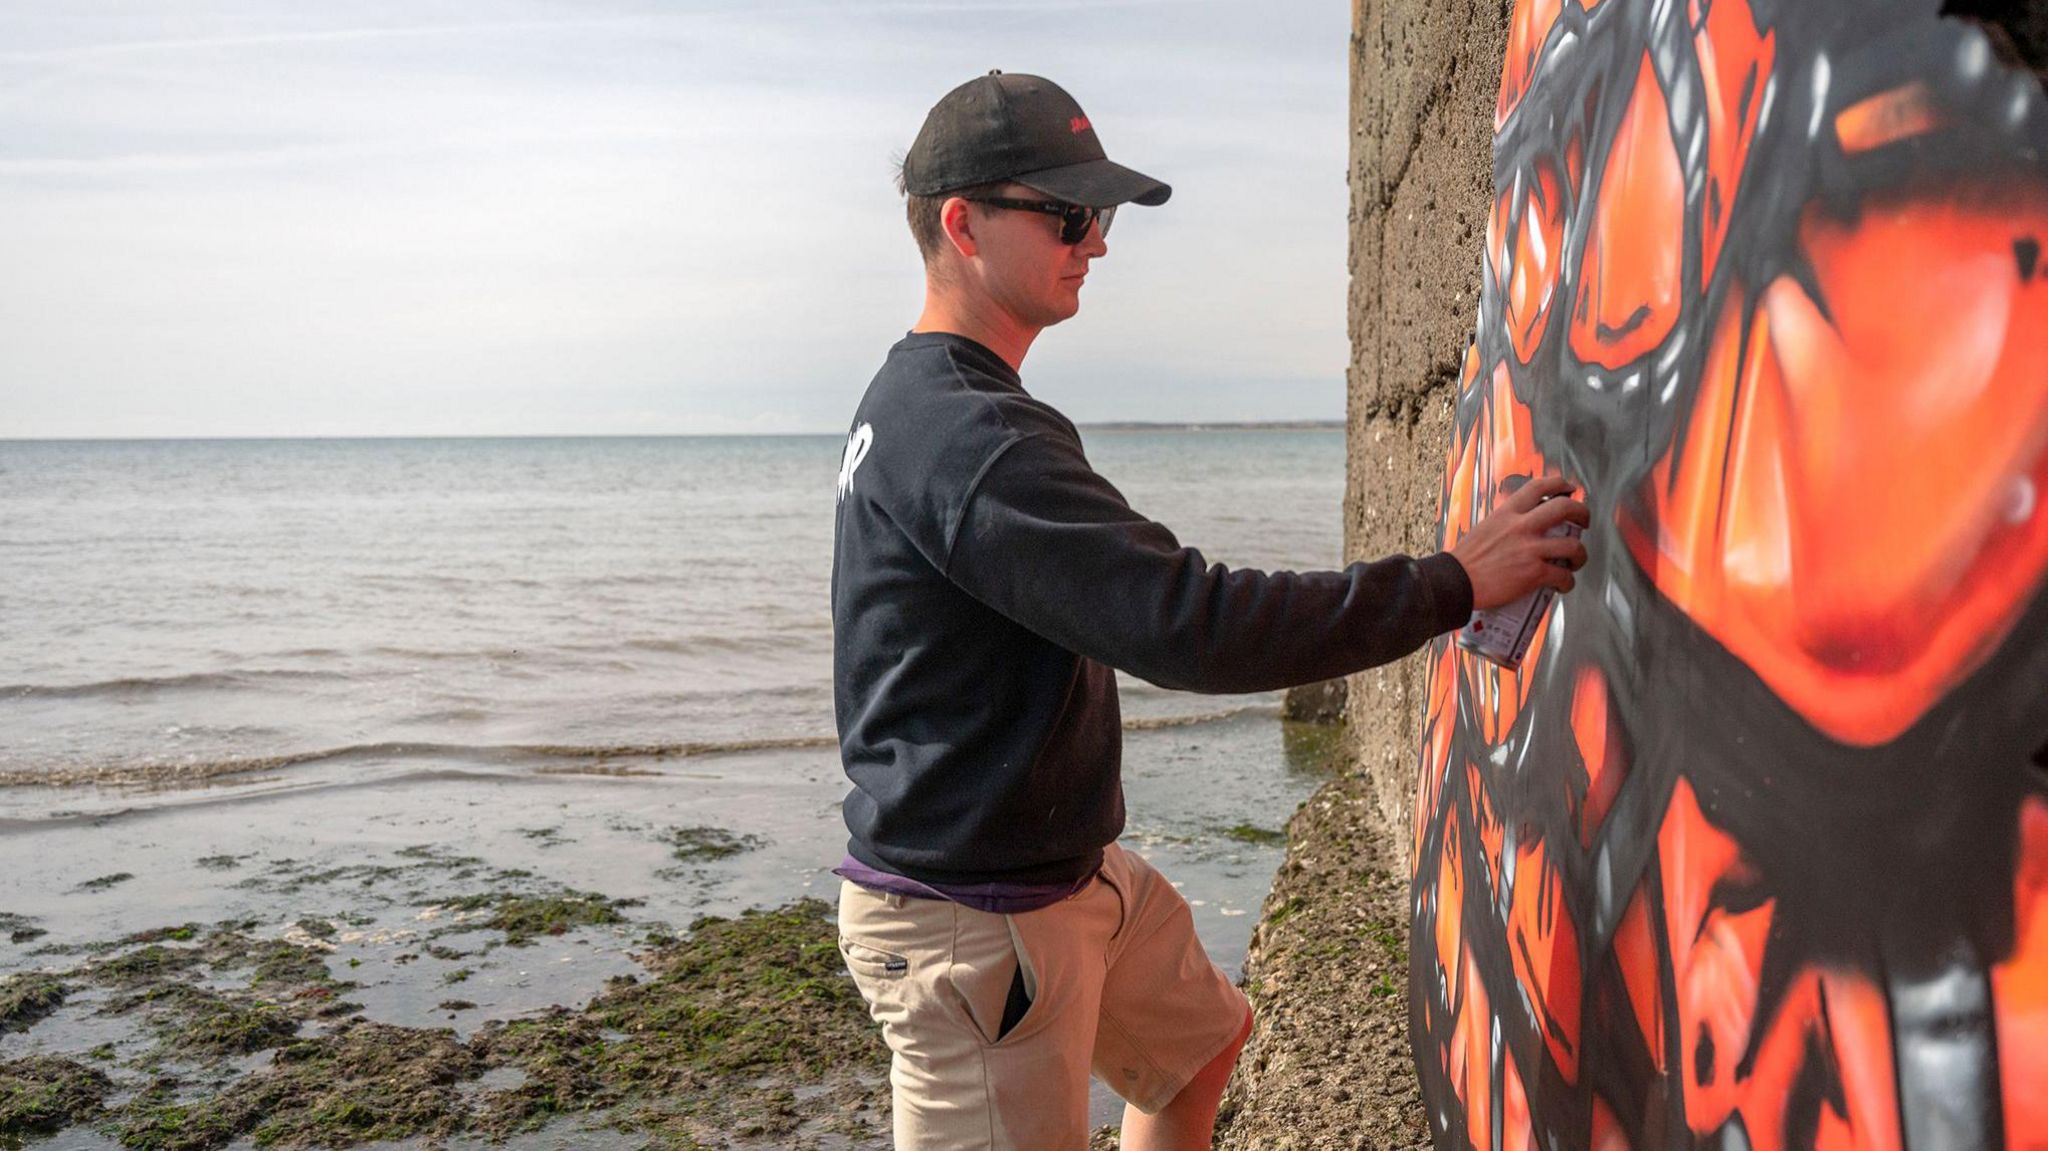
xmin=1 ymin=712 xmax=1340 ymax=1149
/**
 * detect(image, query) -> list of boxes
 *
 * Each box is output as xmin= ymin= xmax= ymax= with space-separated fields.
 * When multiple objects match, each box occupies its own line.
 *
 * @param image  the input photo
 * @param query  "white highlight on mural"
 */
xmin=1960 ymin=31 xmax=1991 ymax=84
xmin=2007 ymin=475 xmax=2037 ymax=525
xmin=1808 ymin=55 xmax=1831 ymax=140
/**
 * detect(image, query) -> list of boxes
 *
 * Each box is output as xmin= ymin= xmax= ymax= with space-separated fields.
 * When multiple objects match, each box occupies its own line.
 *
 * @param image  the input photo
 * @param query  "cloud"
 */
xmin=0 ymin=0 xmax=1347 ymax=438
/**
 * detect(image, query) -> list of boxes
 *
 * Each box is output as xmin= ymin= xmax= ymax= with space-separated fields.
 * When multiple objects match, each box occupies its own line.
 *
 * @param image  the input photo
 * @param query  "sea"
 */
xmin=0 ymin=431 xmax=1346 ymax=785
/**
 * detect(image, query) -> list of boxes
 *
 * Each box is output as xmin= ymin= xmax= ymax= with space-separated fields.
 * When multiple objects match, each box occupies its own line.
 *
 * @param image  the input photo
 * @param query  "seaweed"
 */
xmin=0 ymin=1056 xmax=110 ymax=1138
xmin=0 ymin=974 xmax=66 ymax=1034
xmin=664 ymin=826 xmax=765 ymax=863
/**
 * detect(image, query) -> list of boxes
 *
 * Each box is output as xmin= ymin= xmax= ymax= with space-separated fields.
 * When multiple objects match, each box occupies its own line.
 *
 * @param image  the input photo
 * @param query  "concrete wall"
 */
xmin=1206 ymin=11 xmax=1517 ymax=1145
xmin=1342 ymin=0 xmax=1509 ymax=835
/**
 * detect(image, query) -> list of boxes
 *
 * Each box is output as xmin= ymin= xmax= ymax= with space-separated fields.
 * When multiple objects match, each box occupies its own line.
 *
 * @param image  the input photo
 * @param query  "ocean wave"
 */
xmin=607 ymin=634 xmax=820 ymax=656
xmin=360 ymin=635 xmax=820 ymax=664
xmin=363 ymin=645 xmax=532 ymax=662
xmin=0 ymin=735 xmax=839 ymax=789
xmin=0 ymin=747 xmax=354 ymax=789
xmin=517 ymin=736 xmax=840 ymax=759
xmin=617 ymin=636 xmax=759 ymax=655
xmin=0 ymin=707 xmax=1280 ymax=791
xmin=351 ymin=573 xmax=546 ymax=591
xmin=0 ymin=668 xmax=350 ymax=701
xmin=572 ymin=573 xmax=678 ymax=589
xmin=400 ymin=706 xmax=494 ymax=725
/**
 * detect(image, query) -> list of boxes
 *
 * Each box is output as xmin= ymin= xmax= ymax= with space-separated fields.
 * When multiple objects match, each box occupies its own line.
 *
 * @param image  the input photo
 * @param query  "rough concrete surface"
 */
xmin=1216 ymin=0 xmax=1508 ymax=1145
xmin=1345 ymin=0 xmax=1506 ymax=836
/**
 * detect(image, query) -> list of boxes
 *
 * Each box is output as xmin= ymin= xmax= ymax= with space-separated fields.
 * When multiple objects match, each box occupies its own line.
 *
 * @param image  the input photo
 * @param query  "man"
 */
xmin=831 ymin=71 xmax=1589 ymax=1150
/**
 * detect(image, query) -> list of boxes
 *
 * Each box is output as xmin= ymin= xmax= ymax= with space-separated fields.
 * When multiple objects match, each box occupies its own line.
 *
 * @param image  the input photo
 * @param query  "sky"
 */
xmin=0 ymin=1 xmax=1352 ymax=438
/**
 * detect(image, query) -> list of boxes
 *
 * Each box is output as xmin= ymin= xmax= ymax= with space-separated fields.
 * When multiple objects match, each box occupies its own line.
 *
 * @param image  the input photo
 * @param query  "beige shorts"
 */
xmin=837 ymin=842 xmax=1250 ymax=1150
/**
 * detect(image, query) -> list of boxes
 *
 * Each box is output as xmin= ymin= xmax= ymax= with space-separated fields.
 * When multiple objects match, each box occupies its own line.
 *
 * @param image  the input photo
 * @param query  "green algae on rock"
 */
xmin=430 ymin=890 xmax=629 ymax=948
xmin=88 ymin=944 xmax=207 ymax=985
xmin=122 ymin=924 xmax=203 ymax=945
xmin=242 ymin=941 xmax=339 ymax=989
xmin=5 ymin=878 xmax=883 ymax=1150
xmin=1220 ymin=824 xmax=1287 ymax=847
xmin=591 ymin=900 xmax=874 ymax=1080
xmin=468 ymin=898 xmax=885 ymax=1146
xmin=664 ymin=825 xmax=765 ymax=863
xmin=0 ymin=1055 xmax=111 ymax=1139
xmin=75 ymin=873 xmax=135 ymax=893
xmin=107 ymin=1091 xmax=241 ymax=1151
xmin=115 ymin=1022 xmax=480 ymax=1151
xmin=1278 ymin=719 xmax=1348 ymax=775
xmin=290 ymin=919 xmax=336 ymax=941
xmin=73 ymin=925 xmax=365 ymax=1081
xmin=142 ymin=985 xmax=302 ymax=1060
xmin=0 ymin=974 xmax=66 ymax=1034
xmin=484 ymin=892 xmax=625 ymax=945
xmin=0 ymin=914 xmax=46 ymax=945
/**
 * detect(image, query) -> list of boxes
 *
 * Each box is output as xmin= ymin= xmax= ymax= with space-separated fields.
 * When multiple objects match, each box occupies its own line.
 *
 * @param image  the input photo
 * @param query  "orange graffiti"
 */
xmin=1571 ymin=53 xmax=1685 ymax=369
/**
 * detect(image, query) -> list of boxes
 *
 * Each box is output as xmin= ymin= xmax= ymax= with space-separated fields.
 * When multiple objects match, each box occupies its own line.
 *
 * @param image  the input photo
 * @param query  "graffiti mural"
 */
xmin=1409 ymin=1 xmax=2048 ymax=1148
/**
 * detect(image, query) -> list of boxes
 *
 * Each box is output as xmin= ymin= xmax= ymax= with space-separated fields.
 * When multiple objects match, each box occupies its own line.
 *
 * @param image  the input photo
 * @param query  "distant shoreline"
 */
xmin=1080 ymin=420 xmax=1343 ymax=432
xmin=0 ymin=422 xmax=1346 ymax=444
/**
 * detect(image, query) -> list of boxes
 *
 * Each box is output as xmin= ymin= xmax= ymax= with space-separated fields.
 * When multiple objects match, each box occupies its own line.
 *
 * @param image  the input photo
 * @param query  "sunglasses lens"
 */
xmin=1059 ymin=206 xmax=1090 ymax=245
xmin=1099 ymin=204 xmax=1116 ymax=238
xmin=1058 ymin=204 xmax=1111 ymax=244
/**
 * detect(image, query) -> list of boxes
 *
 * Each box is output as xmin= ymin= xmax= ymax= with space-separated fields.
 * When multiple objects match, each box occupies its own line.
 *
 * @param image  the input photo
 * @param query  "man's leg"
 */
xmin=1119 ymin=1006 xmax=1253 ymax=1151
xmin=838 ymin=880 xmax=1119 ymax=1149
xmin=1084 ymin=844 xmax=1257 ymax=1149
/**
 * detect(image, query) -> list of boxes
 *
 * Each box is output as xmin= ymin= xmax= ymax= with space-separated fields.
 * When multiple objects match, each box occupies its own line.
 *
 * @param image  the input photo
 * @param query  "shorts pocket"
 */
xmin=975 ymin=917 xmax=1044 ymax=1048
xmin=996 ymin=961 xmax=1032 ymax=1041
xmin=839 ymin=937 xmax=909 ymax=981
xmin=943 ymin=912 xmax=1042 ymax=1049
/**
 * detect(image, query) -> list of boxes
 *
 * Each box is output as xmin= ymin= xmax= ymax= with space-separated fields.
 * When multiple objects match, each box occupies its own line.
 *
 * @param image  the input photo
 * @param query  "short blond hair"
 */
xmin=895 ymin=162 xmax=1009 ymax=265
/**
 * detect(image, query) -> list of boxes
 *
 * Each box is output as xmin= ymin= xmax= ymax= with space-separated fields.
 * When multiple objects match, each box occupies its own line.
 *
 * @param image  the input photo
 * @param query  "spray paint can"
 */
xmin=1456 ymin=518 xmax=1583 ymax=672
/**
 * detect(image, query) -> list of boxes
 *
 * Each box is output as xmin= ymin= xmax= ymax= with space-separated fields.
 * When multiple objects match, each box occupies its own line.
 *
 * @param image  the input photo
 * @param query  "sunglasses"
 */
xmin=964 ymin=196 xmax=1116 ymax=245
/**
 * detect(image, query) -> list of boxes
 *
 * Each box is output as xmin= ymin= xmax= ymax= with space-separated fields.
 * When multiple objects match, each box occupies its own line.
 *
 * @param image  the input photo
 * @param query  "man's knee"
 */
xmin=1185 ymin=1004 xmax=1253 ymax=1097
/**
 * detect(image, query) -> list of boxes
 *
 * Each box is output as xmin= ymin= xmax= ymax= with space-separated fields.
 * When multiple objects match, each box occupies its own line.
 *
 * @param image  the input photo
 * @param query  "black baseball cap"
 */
xmin=902 ymin=71 xmax=1170 ymax=209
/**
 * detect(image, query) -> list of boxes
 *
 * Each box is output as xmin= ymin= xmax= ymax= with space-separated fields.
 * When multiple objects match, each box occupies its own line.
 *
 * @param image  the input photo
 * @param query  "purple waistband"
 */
xmin=833 ymin=854 xmax=1093 ymax=914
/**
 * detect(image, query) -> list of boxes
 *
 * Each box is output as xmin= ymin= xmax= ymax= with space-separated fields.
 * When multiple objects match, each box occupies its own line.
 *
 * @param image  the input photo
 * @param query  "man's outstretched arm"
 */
xmin=942 ymin=432 xmax=1582 ymax=694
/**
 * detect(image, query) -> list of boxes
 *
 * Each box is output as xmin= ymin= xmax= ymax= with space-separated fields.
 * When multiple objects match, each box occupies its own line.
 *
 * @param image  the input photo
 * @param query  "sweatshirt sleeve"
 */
xmin=941 ymin=432 xmax=1474 ymax=694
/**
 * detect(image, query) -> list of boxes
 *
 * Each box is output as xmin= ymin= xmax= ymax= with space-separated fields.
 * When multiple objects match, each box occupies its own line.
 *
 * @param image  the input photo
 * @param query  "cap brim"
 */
xmin=1013 ymin=157 xmax=1170 ymax=208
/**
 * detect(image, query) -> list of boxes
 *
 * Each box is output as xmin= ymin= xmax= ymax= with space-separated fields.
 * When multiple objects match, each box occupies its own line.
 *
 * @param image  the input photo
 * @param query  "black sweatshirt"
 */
xmin=831 ymin=331 xmax=1473 ymax=886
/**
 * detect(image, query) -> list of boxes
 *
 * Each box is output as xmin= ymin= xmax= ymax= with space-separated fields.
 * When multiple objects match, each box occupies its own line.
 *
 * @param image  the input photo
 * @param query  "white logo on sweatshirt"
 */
xmin=836 ymin=423 xmax=873 ymax=503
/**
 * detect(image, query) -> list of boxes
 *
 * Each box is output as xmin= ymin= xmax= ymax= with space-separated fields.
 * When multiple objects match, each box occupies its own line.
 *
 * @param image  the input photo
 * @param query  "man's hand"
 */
xmin=1448 ymin=475 xmax=1591 ymax=610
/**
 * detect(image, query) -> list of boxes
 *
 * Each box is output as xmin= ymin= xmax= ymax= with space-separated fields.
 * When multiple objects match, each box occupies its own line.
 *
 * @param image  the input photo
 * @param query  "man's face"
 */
xmin=950 ymin=184 xmax=1110 ymax=329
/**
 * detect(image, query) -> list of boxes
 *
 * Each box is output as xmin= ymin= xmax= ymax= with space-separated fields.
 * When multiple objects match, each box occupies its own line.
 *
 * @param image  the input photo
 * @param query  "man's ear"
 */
xmin=939 ymin=196 xmax=979 ymax=260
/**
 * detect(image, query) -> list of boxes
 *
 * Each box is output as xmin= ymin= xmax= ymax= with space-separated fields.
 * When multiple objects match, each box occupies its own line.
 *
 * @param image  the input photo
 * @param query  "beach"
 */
xmin=2 ymin=430 xmax=1348 ymax=1148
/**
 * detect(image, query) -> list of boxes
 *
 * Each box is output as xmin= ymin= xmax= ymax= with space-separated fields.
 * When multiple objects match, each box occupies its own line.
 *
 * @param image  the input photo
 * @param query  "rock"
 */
xmin=1280 ymin=677 xmax=1348 ymax=724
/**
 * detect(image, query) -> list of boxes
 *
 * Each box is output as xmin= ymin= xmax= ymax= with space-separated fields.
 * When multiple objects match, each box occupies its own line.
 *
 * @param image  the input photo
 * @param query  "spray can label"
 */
xmin=1456 ymin=520 xmax=1582 ymax=671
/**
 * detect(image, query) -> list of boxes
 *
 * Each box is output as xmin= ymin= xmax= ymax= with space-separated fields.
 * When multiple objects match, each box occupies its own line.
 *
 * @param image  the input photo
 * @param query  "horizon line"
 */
xmin=0 ymin=420 xmax=1347 ymax=444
